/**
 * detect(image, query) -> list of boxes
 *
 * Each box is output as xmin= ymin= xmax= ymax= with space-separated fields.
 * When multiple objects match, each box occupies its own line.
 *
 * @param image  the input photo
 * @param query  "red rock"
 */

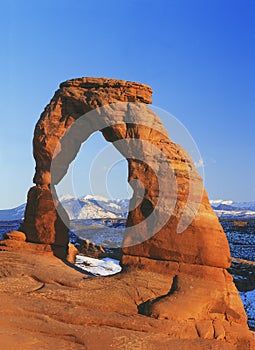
xmin=3 ymin=231 xmax=26 ymax=241
xmin=196 ymin=320 xmax=215 ymax=339
xmin=0 ymin=250 xmax=253 ymax=349
xmin=21 ymin=77 xmax=230 ymax=269
xmin=20 ymin=185 xmax=69 ymax=246
xmin=13 ymin=77 xmax=254 ymax=349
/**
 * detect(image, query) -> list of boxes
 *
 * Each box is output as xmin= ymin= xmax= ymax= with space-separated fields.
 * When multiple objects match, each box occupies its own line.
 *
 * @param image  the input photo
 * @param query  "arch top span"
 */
xmin=59 ymin=77 xmax=153 ymax=103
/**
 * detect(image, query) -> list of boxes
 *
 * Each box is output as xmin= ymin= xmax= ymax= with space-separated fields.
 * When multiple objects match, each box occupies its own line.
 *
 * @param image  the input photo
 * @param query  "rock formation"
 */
xmin=19 ymin=78 xmax=152 ymax=257
xmin=0 ymin=76 xmax=253 ymax=348
xmin=20 ymin=77 xmax=229 ymax=268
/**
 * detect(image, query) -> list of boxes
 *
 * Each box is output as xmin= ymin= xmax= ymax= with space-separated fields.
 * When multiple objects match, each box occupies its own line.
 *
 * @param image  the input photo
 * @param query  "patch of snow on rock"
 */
xmin=75 ymin=255 xmax=121 ymax=276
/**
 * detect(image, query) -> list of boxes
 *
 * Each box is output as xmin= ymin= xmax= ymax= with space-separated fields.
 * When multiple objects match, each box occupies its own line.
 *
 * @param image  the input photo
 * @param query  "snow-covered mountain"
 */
xmin=0 ymin=203 xmax=26 ymax=221
xmin=1 ymin=197 xmax=255 ymax=221
xmin=210 ymin=200 xmax=255 ymax=220
xmin=0 ymin=195 xmax=129 ymax=221
xmin=61 ymin=194 xmax=129 ymax=220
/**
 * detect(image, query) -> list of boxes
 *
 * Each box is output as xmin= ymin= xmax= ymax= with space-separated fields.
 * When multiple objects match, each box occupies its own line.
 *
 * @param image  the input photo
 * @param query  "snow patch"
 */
xmin=75 ymin=255 xmax=121 ymax=276
xmin=239 ymin=290 xmax=255 ymax=329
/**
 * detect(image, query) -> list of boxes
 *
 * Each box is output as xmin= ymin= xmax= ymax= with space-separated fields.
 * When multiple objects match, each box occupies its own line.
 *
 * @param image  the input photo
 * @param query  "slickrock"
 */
xmin=0 ymin=77 xmax=253 ymax=349
xmin=0 ymin=248 xmax=253 ymax=349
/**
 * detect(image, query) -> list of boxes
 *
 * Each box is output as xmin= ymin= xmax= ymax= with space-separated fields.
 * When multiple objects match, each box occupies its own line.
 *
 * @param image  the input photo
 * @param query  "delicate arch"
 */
xmin=20 ymin=77 xmax=230 ymax=269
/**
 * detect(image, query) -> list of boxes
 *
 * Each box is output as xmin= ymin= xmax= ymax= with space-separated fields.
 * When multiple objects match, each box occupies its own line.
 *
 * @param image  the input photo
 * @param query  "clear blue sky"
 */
xmin=0 ymin=0 xmax=254 ymax=209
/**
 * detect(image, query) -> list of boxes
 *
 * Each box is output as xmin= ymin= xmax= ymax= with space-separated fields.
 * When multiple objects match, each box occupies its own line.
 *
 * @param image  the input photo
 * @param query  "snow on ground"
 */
xmin=240 ymin=290 xmax=255 ymax=329
xmin=75 ymin=255 xmax=121 ymax=276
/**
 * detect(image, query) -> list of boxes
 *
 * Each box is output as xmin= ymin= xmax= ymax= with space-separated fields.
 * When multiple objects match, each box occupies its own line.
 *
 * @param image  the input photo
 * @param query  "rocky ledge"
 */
xmin=0 ymin=233 xmax=254 ymax=349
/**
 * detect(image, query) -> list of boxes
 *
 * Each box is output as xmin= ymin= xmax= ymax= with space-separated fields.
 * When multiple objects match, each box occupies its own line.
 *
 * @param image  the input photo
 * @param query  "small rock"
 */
xmin=213 ymin=320 xmax=226 ymax=340
xmin=3 ymin=231 xmax=26 ymax=242
xmin=67 ymin=242 xmax=79 ymax=264
xmin=196 ymin=320 xmax=214 ymax=339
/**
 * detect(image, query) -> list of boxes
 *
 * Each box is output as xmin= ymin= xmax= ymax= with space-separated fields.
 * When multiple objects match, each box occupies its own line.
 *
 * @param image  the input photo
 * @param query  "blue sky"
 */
xmin=0 ymin=0 xmax=254 ymax=208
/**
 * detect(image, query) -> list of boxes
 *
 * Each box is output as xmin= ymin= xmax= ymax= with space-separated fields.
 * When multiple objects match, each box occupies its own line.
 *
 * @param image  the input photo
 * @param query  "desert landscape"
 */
xmin=1 ymin=2 xmax=254 ymax=349
xmin=0 ymin=77 xmax=254 ymax=349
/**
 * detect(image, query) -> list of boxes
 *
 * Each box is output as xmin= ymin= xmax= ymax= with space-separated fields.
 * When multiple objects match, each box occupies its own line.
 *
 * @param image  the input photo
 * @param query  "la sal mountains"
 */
xmin=0 ymin=195 xmax=255 ymax=221
xmin=210 ymin=199 xmax=255 ymax=220
xmin=0 ymin=195 xmax=129 ymax=221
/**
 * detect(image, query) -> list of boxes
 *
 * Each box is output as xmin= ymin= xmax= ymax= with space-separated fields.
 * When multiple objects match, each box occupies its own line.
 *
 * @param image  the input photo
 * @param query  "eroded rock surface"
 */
xmin=1 ymin=76 xmax=253 ymax=348
xmin=0 ymin=248 xmax=254 ymax=349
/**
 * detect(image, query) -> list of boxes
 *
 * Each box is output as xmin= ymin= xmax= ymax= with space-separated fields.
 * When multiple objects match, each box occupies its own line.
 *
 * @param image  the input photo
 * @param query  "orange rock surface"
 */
xmin=0 ymin=77 xmax=252 ymax=349
xmin=0 ymin=244 xmax=254 ymax=349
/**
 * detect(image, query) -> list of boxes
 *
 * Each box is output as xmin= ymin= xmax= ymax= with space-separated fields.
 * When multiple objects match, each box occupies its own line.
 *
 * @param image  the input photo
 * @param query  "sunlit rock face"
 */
xmin=16 ymin=77 xmax=255 ymax=348
xmin=20 ymin=77 xmax=229 ymax=269
xmin=20 ymin=78 xmax=152 ymax=248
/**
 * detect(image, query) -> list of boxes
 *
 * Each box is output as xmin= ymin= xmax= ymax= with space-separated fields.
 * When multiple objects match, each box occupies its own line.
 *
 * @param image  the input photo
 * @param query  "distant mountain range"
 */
xmin=61 ymin=194 xmax=129 ymax=220
xmin=0 ymin=195 xmax=129 ymax=221
xmin=0 ymin=204 xmax=26 ymax=221
xmin=210 ymin=200 xmax=255 ymax=220
xmin=0 ymin=196 xmax=254 ymax=221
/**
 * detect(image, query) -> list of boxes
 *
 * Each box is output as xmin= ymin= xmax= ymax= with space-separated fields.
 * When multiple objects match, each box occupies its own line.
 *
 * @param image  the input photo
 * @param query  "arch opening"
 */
xmin=55 ymin=130 xmax=133 ymax=253
xmin=55 ymin=131 xmax=133 ymax=202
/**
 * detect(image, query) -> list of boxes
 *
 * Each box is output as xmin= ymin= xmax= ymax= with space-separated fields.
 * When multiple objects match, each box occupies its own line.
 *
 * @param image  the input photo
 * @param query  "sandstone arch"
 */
xmin=6 ymin=77 xmax=253 ymax=348
xmin=20 ymin=77 xmax=230 ymax=268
